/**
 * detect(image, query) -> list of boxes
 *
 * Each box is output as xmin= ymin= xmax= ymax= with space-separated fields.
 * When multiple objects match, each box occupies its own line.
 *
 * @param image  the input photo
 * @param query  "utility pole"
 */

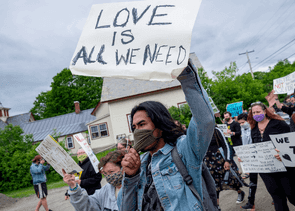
xmin=239 ymin=50 xmax=254 ymax=79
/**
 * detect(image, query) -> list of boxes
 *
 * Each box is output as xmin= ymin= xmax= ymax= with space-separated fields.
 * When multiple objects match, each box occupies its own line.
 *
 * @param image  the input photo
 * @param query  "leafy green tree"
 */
xmin=168 ymin=104 xmax=192 ymax=127
xmin=31 ymin=68 xmax=103 ymax=120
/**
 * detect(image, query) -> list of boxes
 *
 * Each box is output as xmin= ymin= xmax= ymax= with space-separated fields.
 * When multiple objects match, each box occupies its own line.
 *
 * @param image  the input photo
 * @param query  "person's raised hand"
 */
xmin=121 ymin=148 xmax=141 ymax=176
xmin=274 ymin=149 xmax=282 ymax=161
xmin=40 ymin=159 xmax=45 ymax=164
xmin=62 ymin=169 xmax=76 ymax=188
xmin=238 ymin=157 xmax=243 ymax=162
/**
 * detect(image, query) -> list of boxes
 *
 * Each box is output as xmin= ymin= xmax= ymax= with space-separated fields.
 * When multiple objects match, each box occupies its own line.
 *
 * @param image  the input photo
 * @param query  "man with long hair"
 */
xmin=117 ymin=63 xmax=215 ymax=211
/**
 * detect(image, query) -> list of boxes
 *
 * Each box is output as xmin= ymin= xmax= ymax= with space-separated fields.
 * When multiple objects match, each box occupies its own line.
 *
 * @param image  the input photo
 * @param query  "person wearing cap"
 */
xmin=117 ymin=138 xmax=133 ymax=151
xmin=30 ymin=155 xmax=52 ymax=211
xmin=118 ymin=64 xmax=215 ymax=211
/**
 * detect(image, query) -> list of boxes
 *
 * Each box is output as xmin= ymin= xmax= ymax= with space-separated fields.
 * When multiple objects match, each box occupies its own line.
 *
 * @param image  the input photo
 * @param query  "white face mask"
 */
xmin=241 ymin=122 xmax=250 ymax=129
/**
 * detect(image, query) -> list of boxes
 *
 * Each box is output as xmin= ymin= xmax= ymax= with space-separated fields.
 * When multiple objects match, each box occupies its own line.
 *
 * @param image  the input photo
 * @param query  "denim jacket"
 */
xmin=117 ymin=64 xmax=215 ymax=211
xmin=30 ymin=163 xmax=50 ymax=185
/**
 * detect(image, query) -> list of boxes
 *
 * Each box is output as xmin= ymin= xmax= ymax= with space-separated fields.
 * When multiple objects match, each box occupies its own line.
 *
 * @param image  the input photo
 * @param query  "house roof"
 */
xmin=0 ymin=120 xmax=7 ymax=129
xmin=6 ymin=112 xmax=33 ymax=128
xmin=22 ymin=108 xmax=96 ymax=142
xmin=100 ymin=53 xmax=202 ymax=103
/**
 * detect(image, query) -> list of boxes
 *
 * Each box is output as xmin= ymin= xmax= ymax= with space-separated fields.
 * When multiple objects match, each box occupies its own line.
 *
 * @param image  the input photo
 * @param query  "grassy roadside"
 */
xmin=3 ymin=148 xmax=116 ymax=198
xmin=3 ymin=180 xmax=68 ymax=198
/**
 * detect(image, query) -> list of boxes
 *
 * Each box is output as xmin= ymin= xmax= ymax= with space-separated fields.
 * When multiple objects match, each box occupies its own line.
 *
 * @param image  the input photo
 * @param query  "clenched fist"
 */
xmin=62 ymin=169 xmax=76 ymax=189
xmin=121 ymin=148 xmax=141 ymax=176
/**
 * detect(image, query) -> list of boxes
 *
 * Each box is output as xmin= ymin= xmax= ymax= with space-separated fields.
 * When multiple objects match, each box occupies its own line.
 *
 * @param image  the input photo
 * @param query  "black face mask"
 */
xmin=133 ymin=129 xmax=161 ymax=152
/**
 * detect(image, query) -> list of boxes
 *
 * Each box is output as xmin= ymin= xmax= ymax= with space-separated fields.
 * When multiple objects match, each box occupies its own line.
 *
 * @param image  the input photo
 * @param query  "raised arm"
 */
xmin=177 ymin=61 xmax=215 ymax=160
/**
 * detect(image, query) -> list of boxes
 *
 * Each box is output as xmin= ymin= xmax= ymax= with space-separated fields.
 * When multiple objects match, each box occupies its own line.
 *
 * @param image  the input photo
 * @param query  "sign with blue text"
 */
xmin=270 ymin=132 xmax=295 ymax=167
xmin=234 ymin=141 xmax=286 ymax=173
xmin=69 ymin=0 xmax=202 ymax=81
xmin=226 ymin=101 xmax=243 ymax=117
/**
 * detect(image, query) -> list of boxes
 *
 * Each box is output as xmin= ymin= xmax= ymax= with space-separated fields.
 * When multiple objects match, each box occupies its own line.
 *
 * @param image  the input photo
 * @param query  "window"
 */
xmin=91 ymin=126 xmax=99 ymax=139
xmin=90 ymin=123 xmax=109 ymax=139
xmin=100 ymin=123 xmax=108 ymax=137
xmin=67 ymin=137 xmax=74 ymax=149
xmin=177 ymin=101 xmax=187 ymax=108
xmin=126 ymin=114 xmax=132 ymax=132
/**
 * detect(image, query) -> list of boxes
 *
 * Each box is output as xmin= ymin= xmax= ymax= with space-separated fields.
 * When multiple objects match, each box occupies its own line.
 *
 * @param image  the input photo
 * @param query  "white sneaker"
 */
xmin=236 ymin=191 xmax=245 ymax=204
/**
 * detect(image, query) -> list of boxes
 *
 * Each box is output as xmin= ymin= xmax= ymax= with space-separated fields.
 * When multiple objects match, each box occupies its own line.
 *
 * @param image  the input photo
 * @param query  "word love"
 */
xmin=95 ymin=5 xmax=175 ymax=29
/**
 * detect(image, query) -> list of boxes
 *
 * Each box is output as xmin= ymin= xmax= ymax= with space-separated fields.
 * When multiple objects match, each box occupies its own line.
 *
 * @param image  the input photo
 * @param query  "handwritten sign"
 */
xmin=270 ymin=132 xmax=295 ymax=167
xmin=226 ymin=101 xmax=243 ymax=117
xmin=273 ymin=71 xmax=295 ymax=94
xmin=73 ymin=133 xmax=100 ymax=173
xmin=217 ymin=124 xmax=230 ymax=138
xmin=234 ymin=141 xmax=286 ymax=173
xmin=69 ymin=0 xmax=202 ymax=81
xmin=209 ymin=97 xmax=219 ymax=114
xmin=36 ymin=135 xmax=83 ymax=177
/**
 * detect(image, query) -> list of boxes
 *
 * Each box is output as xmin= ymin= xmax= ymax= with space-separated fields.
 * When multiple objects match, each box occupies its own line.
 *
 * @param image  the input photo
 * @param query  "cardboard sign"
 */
xmin=36 ymin=135 xmax=83 ymax=177
xmin=270 ymin=132 xmax=295 ymax=167
xmin=209 ymin=97 xmax=219 ymax=114
xmin=234 ymin=141 xmax=286 ymax=173
xmin=273 ymin=71 xmax=295 ymax=94
xmin=226 ymin=101 xmax=243 ymax=117
xmin=265 ymin=90 xmax=278 ymax=108
xmin=69 ymin=0 xmax=202 ymax=81
xmin=217 ymin=124 xmax=230 ymax=138
xmin=73 ymin=133 xmax=100 ymax=173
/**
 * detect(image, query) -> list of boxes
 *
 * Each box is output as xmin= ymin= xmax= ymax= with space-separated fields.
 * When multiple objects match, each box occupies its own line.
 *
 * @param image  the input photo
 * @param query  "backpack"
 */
xmin=171 ymin=146 xmax=219 ymax=211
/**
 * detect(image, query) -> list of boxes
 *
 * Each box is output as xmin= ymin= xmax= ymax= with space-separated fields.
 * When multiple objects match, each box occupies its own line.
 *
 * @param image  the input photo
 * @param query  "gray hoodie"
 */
xmin=68 ymin=183 xmax=118 ymax=211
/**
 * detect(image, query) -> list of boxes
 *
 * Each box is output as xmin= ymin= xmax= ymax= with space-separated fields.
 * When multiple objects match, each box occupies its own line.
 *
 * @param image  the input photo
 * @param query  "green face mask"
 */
xmin=133 ymin=128 xmax=160 ymax=152
xmin=77 ymin=154 xmax=87 ymax=161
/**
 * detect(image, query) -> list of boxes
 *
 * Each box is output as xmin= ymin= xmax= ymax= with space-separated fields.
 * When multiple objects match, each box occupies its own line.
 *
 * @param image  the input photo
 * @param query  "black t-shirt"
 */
xmin=226 ymin=121 xmax=242 ymax=146
xmin=251 ymin=119 xmax=290 ymax=143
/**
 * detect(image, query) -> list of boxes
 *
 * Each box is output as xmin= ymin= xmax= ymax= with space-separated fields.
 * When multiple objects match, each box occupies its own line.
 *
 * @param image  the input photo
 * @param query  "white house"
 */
xmin=86 ymin=53 xmax=203 ymax=150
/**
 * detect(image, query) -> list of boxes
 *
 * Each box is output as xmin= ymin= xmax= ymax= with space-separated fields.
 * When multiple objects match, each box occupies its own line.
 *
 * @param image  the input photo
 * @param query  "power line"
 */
xmin=241 ymin=0 xmax=288 ymax=51
xmin=255 ymin=20 xmax=295 ymax=55
xmin=252 ymin=38 xmax=295 ymax=70
xmin=287 ymin=52 xmax=295 ymax=59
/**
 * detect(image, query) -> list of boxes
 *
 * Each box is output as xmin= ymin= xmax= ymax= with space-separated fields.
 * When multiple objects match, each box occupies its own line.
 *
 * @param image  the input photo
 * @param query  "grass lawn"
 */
xmin=3 ymin=148 xmax=116 ymax=198
xmin=3 ymin=180 xmax=68 ymax=198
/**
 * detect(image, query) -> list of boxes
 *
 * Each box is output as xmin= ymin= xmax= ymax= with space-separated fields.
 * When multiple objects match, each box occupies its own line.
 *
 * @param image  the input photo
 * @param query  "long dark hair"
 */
xmin=248 ymin=103 xmax=284 ymax=129
xmin=130 ymin=101 xmax=184 ymax=146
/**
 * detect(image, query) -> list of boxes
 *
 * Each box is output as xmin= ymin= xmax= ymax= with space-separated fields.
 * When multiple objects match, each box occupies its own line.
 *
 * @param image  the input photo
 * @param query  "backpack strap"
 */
xmin=171 ymin=146 xmax=205 ymax=210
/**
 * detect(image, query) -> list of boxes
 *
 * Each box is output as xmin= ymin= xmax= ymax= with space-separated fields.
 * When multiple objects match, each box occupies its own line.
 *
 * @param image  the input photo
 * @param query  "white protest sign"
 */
xmin=234 ymin=141 xmax=286 ymax=173
xmin=273 ymin=71 xmax=295 ymax=94
xmin=69 ymin=0 xmax=202 ymax=81
xmin=209 ymin=97 xmax=220 ymax=114
xmin=73 ymin=133 xmax=100 ymax=173
xmin=36 ymin=135 xmax=83 ymax=177
xmin=270 ymin=132 xmax=295 ymax=167
xmin=217 ymin=124 xmax=230 ymax=138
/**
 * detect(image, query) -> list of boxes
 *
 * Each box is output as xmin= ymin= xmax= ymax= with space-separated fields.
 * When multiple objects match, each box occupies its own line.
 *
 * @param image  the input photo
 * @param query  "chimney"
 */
xmin=74 ymin=101 xmax=80 ymax=114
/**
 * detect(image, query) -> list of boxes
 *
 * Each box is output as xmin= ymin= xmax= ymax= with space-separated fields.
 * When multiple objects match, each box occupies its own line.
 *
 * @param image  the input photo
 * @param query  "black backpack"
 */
xmin=171 ymin=146 xmax=219 ymax=211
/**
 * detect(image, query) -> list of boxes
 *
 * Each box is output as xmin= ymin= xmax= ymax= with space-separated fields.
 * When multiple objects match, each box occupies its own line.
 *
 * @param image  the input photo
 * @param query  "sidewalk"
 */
xmin=2 ymin=178 xmax=107 ymax=211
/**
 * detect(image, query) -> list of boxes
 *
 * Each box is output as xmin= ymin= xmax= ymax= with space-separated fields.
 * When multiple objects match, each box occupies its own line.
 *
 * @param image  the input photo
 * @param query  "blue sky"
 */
xmin=1 ymin=0 xmax=295 ymax=116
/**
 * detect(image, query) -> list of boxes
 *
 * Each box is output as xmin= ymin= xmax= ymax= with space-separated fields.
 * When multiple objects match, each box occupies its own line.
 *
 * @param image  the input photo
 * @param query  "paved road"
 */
xmin=2 ymin=158 xmax=295 ymax=211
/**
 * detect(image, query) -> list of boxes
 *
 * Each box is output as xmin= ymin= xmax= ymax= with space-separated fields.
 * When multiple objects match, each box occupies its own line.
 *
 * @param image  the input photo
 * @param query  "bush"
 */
xmin=0 ymin=124 xmax=69 ymax=192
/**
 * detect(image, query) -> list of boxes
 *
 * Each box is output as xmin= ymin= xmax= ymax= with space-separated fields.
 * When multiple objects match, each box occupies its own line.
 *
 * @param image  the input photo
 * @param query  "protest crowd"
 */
xmin=25 ymin=1 xmax=295 ymax=211
xmin=28 ymin=63 xmax=295 ymax=211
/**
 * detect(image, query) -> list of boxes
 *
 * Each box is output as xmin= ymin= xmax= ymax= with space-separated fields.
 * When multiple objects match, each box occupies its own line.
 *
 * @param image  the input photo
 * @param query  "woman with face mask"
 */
xmin=248 ymin=102 xmax=295 ymax=211
xmin=62 ymin=150 xmax=126 ymax=211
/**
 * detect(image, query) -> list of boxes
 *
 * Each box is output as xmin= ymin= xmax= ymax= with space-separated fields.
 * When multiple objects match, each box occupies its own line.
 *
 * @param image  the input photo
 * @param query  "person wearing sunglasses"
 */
xmin=248 ymin=102 xmax=295 ymax=211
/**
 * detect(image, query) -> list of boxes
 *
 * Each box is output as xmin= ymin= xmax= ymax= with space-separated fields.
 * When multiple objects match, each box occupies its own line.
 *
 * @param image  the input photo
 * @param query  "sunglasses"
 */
xmin=251 ymin=101 xmax=266 ymax=108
